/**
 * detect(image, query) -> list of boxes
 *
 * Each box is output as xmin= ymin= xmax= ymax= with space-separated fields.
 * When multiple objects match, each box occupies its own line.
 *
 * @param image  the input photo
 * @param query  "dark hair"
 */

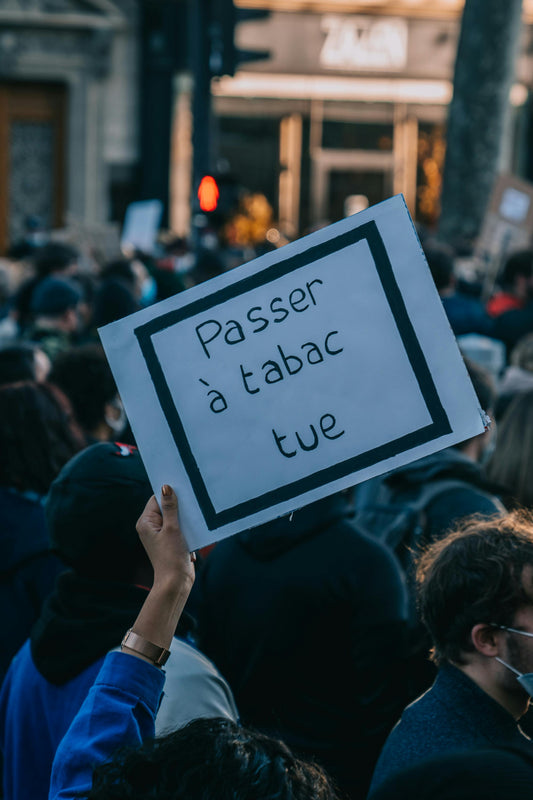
xmin=50 ymin=344 xmax=118 ymax=434
xmin=416 ymin=510 xmax=533 ymax=666
xmin=0 ymin=381 xmax=86 ymax=494
xmin=93 ymin=260 xmax=140 ymax=327
xmin=485 ymin=390 xmax=533 ymax=507
xmin=33 ymin=242 xmax=79 ymax=278
xmin=501 ymin=250 xmax=533 ymax=290
xmin=424 ymin=242 xmax=455 ymax=292
xmin=89 ymin=717 xmax=340 ymax=800
xmin=101 ymin=259 xmax=136 ymax=286
xmin=0 ymin=343 xmax=39 ymax=385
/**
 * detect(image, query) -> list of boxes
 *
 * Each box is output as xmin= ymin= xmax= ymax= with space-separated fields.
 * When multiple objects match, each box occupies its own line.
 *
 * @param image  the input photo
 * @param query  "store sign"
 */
xmin=320 ymin=16 xmax=408 ymax=71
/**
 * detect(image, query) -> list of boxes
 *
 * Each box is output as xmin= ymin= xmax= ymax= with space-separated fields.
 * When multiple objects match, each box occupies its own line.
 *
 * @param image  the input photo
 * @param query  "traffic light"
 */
xmin=198 ymin=176 xmax=220 ymax=212
xmin=196 ymin=173 xmax=241 ymax=229
xmin=208 ymin=0 xmax=270 ymax=78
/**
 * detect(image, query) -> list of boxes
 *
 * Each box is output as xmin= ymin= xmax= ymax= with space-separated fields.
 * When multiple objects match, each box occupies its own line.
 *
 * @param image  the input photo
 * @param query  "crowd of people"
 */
xmin=2 ymin=233 xmax=533 ymax=798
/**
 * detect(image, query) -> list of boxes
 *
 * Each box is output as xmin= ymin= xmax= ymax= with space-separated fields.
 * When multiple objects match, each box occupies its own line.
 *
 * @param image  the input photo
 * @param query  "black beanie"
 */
xmin=31 ymin=276 xmax=81 ymax=315
xmin=46 ymin=442 xmax=153 ymax=577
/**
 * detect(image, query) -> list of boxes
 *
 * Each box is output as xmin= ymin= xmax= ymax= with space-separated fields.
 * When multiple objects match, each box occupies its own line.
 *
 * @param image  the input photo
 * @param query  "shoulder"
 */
xmin=427 ymin=483 xmax=502 ymax=528
xmin=156 ymin=638 xmax=238 ymax=734
xmin=370 ymin=682 xmax=463 ymax=791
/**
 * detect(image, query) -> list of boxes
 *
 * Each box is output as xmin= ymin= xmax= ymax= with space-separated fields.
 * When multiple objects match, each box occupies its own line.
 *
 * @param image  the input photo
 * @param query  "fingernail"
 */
xmin=162 ymin=484 xmax=172 ymax=497
xmin=190 ymin=551 xmax=197 ymax=562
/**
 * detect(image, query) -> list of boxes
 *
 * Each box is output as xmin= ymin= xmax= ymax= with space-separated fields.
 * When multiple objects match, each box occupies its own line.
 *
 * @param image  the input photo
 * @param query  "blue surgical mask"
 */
xmin=140 ymin=276 xmax=157 ymax=306
xmin=105 ymin=397 xmax=127 ymax=435
xmin=493 ymin=624 xmax=533 ymax=695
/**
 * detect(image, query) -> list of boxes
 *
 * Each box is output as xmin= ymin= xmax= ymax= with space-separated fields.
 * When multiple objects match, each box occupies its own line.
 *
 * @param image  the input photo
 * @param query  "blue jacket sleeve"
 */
xmin=49 ymin=651 xmax=165 ymax=800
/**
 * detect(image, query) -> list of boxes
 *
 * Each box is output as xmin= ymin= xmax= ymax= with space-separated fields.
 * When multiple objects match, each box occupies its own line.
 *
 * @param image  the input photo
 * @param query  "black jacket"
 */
xmin=0 ymin=487 xmax=64 ymax=683
xmin=198 ymin=493 xmax=409 ymax=799
xmin=383 ymin=447 xmax=503 ymax=547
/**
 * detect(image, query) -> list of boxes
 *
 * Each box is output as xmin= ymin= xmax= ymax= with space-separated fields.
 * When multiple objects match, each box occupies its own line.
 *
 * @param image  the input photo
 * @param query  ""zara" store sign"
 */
xmin=320 ymin=16 xmax=408 ymax=71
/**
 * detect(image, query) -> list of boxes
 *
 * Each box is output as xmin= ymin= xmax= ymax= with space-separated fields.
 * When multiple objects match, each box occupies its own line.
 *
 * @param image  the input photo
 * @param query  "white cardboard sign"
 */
xmin=100 ymin=195 xmax=486 ymax=551
xmin=121 ymin=200 xmax=163 ymax=255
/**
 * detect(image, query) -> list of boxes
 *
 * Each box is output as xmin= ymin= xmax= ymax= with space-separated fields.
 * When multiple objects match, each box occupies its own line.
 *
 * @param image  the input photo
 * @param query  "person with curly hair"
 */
xmin=369 ymin=511 xmax=533 ymax=794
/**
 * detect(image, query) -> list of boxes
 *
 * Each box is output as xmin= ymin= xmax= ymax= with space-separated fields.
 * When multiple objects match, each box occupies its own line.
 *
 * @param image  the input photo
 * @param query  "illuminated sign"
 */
xmin=320 ymin=16 xmax=408 ymax=71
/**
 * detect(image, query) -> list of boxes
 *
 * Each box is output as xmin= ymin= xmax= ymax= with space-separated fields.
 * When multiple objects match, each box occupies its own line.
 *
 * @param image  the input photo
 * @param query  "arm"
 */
xmin=49 ymin=486 xmax=195 ymax=800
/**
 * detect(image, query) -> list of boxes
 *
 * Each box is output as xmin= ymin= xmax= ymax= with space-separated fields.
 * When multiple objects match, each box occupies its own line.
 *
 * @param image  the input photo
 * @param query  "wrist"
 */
xmin=121 ymin=629 xmax=171 ymax=667
xmin=152 ymin=569 xmax=194 ymax=596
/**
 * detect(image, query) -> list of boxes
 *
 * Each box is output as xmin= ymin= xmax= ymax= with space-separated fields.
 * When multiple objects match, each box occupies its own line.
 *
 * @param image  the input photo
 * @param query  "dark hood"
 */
xmin=236 ymin=492 xmax=353 ymax=561
xmin=31 ymin=569 xmax=195 ymax=685
xmin=384 ymin=447 xmax=497 ymax=494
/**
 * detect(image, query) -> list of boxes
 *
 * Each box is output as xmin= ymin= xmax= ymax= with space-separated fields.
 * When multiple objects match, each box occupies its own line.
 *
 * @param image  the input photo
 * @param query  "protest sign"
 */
xmin=100 ymin=195 xmax=486 ymax=551
xmin=121 ymin=199 xmax=163 ymax=255
xmin=476 ymin=174 xmax=533 ymax=298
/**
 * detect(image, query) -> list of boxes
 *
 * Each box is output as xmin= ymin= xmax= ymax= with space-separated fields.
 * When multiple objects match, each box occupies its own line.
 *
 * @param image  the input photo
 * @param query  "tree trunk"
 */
xmin=438 ymin=0 xmax=523 ymax=247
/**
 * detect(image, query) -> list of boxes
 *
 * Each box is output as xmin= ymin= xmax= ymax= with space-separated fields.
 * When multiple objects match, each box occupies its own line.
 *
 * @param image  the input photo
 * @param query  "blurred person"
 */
xmin=132 ymin=256 xmax=158 ymax=307
xmin=7 ymin=215 xmax=48 ymax=261
xmin=23 ymin=276 xmax=82 ymax=362
xmin=92 ymin=258 xmax=141 ymax=329
xmin=485 ymin=389 xmax=533 ymax=509
xmin=13 ymin=242 xmax=79 ymax=333
xmin=494 ymin=332 xmax=533 ymax=420
xmin=369 ymin=512 xmax=533 ymax=793
xmin=487 ymin=250 xmax=533 ymax=318
xmin=0 ymin=444 xmax=237 ymax=800
xmin=353 ymin=359 xmax=504 ymax=700
xmin=0 ymin=260 xmax=18 ymax=343
xmin=0 ymin=343 xmax=50 ymax=386
xmin=491 ymin=252 xmax=533 ymax=351
xmin=187 ymin=248 xmax=225 ymax=287
xmin=72 ymin=271 xmax=98 ymax=343
xmin=48 ymin=486 xmax=340 ymax=800
xmin=0 ymin=381 xmax=85 ymax=683
xmin=198 ymin=490 xmax=410 ymax=800
xmin=425 ymin=242 xmax=494 ymax=337
xmin=50 ymin=344 xmax=126 ymax=443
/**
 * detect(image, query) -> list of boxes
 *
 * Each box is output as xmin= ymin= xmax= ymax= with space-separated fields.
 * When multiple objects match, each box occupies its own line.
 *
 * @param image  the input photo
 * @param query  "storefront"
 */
xmin=205 ymin=3 xmax=532 ymax=238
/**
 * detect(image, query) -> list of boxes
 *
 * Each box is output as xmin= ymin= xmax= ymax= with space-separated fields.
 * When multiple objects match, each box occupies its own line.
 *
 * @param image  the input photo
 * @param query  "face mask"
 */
xmin=105 ymin=398 xmax=127 ymax=435
xmin=140 ymin=276 xmax=157 ymax=306
xmin=493 ymin=624 xmax=533 ymax=695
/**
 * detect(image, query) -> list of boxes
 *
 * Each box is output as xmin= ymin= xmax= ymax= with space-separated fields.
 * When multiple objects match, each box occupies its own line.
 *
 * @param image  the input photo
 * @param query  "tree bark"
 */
xmin=438 ymin=0 xmax=523 ymax=246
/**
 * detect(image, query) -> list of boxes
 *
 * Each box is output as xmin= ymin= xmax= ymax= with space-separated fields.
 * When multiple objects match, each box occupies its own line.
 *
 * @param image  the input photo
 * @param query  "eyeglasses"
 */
xmin=491 ymin=624 xmax=533 ymax=639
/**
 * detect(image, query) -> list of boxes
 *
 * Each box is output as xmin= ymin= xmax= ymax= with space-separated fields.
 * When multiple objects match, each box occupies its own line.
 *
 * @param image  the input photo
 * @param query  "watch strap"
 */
xmin=121 ymin=628 xmax=171 ymax=667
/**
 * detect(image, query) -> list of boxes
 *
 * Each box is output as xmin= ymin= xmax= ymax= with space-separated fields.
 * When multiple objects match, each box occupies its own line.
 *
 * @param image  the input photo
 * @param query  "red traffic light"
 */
xmin=198 ymin=175 xmax=220 ymax=212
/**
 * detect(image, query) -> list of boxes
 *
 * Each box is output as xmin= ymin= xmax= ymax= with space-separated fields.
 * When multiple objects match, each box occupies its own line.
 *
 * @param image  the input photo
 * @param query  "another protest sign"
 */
xmin=100 ymin=195 xmax=486 ymax=551
xmin=476 ymin=174 xmax=533 ymax=299
xmin=121 ymin=200 xmax=163 ymax=255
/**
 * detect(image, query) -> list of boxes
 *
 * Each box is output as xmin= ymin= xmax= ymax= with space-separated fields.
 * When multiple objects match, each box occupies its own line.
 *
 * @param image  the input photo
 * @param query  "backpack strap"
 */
xmin=403 ymin=478 xmax=505 ymax=515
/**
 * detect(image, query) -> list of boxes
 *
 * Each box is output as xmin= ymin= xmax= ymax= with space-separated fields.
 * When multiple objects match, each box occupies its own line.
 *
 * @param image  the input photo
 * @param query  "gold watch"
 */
xmin=121 ymin=629 xmax=171 ymax=667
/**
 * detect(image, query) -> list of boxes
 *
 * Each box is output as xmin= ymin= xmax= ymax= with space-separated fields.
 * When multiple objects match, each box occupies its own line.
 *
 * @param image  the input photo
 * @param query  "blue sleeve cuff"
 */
xmin=94 ymin=651 xmax=166 ymax=714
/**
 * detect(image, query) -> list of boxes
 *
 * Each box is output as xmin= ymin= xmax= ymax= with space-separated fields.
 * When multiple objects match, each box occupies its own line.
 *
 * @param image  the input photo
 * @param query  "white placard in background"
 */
xmin=499 ymin=187 xmax=531 ymax=224
xmin=100 ymin=195 xmax=485 ymax=551
xmin=121 ymin=199 xmax=163 ymax=255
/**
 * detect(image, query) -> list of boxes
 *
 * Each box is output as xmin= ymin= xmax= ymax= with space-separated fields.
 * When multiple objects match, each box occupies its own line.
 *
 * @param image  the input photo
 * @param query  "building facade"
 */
xmin=0 ymin=0 xmax=139 ymax=254
xmin=2 ymin=0 xmax=533 ymax=253
xmin=206 ymin=0 xmax=533 ymax=238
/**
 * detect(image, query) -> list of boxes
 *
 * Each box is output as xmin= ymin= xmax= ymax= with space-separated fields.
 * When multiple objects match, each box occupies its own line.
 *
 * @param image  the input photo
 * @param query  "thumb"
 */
xmin=161 ymin=484 xmax=178 ymax=517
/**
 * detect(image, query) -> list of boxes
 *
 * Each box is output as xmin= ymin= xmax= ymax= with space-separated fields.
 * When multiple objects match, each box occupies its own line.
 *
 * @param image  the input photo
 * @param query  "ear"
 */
xmin=470 ymin=623 xmax=501 ymax=657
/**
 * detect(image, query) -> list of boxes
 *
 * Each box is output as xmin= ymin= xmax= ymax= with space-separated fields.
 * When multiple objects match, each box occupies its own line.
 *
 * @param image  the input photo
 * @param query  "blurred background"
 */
xmin=0 ymin=0 xmax=531 ymax=264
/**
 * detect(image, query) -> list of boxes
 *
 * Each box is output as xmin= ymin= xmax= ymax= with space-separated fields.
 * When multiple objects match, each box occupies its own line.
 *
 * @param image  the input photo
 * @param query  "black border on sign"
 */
xmin=135 ymin=220 xmax=451 ymax=529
